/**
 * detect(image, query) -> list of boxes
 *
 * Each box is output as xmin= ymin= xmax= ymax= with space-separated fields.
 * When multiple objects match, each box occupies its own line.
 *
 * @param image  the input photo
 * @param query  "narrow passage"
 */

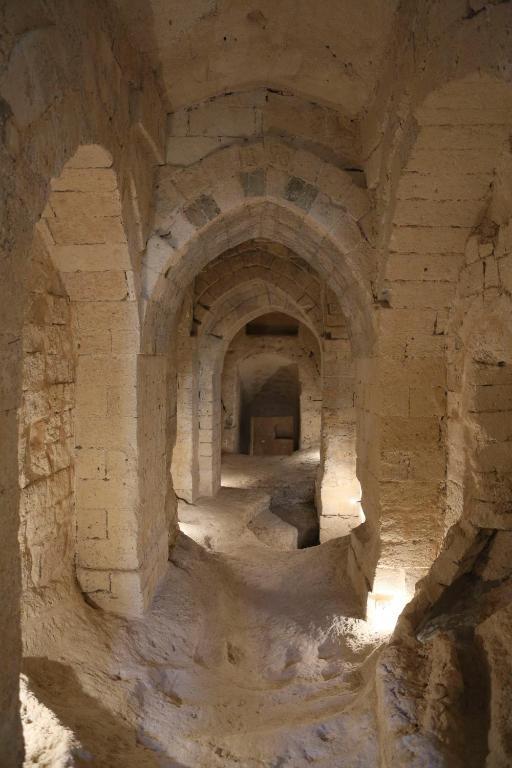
xmin=22 ymin=453 xmax=385 ymax=767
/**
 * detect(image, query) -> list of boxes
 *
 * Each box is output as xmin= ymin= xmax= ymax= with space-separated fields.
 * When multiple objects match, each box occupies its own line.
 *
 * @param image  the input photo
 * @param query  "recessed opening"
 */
xmin=245 ymin=312 xmax=299 ymax=336
xmin=239 ymin=358 xmax=300 ymax=455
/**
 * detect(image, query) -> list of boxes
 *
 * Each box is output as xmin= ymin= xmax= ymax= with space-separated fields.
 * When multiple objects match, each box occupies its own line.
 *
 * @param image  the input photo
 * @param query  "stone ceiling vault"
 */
xmin=113 ymin=0 xmax=399 ymax=113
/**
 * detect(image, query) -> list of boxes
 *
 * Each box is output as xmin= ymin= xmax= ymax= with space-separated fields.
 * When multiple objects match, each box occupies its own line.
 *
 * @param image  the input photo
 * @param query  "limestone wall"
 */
xmin=446 ymin=228 xmax=512 ymax=536
xmin=19 ymin=229 xmax=74 ymax=594
xmin=371 ymin=28 xmax=512 ymax=760
xmin=0 ymin=1 xmax=165 ymax=759
xmin=171 ymin=291 xmax=199 ymax=503
xmin=376 ymin=78 xmax=512 ymax=580
xmin=360 ymin=2 xmax=512 ymax=599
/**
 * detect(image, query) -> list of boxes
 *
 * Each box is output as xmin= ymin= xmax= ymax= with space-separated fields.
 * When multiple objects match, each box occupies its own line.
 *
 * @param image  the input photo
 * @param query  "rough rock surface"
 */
xmin=22 ymin=534 xmax=385 ymax=767
xmin=3 ymin=1 xmax=512 ymax=765
xmin=222 ymin=450 xmax=321 ymax=547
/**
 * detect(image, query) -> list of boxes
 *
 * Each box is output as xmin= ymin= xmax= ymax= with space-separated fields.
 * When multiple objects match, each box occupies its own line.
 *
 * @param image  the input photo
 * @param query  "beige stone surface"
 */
xmin=2 ymin=1 xmax=512 ymax=765
xmin=113 ymin=1 xmax=398 ymax=113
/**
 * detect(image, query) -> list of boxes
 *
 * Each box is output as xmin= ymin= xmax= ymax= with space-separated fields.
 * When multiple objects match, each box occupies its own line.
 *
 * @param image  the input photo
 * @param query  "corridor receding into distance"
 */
xmin=2 ymin=1 xmax=512 ymax=766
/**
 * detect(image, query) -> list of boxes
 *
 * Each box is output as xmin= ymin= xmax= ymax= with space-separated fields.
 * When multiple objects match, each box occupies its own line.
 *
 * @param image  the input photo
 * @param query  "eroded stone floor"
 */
xmin=180 ymin=450 xmax=320 ymax=551
xmin=21 ymin=453 xmax=385 ymax=767
xmin=223 ymin=450 xmax=321 ymax=547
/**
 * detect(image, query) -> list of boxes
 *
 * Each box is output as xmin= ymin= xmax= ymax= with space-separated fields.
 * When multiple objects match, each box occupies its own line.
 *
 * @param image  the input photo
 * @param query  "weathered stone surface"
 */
xmin=4 ymin=2 xmax=512 ymax=766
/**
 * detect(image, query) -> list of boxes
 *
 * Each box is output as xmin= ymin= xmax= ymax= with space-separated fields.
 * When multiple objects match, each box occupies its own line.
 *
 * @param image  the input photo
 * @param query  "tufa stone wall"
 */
xmin=0 ymin=0 xmax=164 ymax=759
xmin=19 ymin=228 xmax=74 ymax=594
xmin=375 ymin=117 xmax=512 ymax=768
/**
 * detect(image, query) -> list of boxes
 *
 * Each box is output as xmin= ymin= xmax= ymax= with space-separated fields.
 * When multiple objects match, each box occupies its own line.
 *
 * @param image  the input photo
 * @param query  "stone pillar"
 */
xmin=172 ymin=299 xmax=199 ymax=502
xmin=221 ymin=354 xmax=241 ymax=453
xmin=40 ymin=146 xmax=168 ymax=617
xmin=317 ymin=290 xmax=362 ymax=540
xmin=198 ymin=353 xmax=222 ymax=497
xmin=317 ymin=337 xmax=362 ymax=540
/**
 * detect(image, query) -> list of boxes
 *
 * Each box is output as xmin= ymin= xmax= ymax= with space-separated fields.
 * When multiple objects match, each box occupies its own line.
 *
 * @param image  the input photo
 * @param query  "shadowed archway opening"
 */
xmin=238 ymin=356 xmax=301 ymax=456
xmin=219 ymin=311 xmax=322 ymax=547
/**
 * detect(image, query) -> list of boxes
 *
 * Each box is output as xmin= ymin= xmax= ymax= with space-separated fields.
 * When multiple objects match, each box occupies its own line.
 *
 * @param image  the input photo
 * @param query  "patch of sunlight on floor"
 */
xmin=20 ymin=674 xmax=86 ymax=767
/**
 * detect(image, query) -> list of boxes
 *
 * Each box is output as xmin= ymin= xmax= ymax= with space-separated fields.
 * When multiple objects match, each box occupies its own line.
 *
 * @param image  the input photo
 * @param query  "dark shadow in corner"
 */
xmin=22 ymin=657 xmax=188 ymax=768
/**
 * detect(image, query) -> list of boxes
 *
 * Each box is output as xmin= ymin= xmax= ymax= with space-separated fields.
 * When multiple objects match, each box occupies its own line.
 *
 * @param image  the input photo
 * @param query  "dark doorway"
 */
xmin=238 ymin=357 xmax=300 ymax=455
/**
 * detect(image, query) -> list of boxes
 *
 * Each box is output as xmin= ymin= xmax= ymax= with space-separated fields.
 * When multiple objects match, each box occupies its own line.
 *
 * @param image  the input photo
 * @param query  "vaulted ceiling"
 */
xmin=114 ymin=0 xmax=399 ymax=113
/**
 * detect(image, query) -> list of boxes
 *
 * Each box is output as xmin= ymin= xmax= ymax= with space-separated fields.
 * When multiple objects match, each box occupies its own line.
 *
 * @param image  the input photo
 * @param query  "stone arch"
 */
xmin=0 ymin=6 xmax=165 ymax=759
xmin=166 ymin=88 xmax=361 ymax=170
xmin=370 ymin=1 xmax=512 ymax=255
xmin=142 ymin=140 xmax=375 ymax=356
xmin=169 ymin=234 xmax=337 ymax=495
xmin=382 ymin=75 xmax=512 ymax=290
xmin=144 ymin=196 xmax=374 ymax=533
xmin=18 ymin=144 xmax=167 ymax=618
xmin=201 ymin=279 xmax=321 ymax=339
xmin=142 ymin=142 xmax=376 ymax=596
xmin=142 ymin=176 xmax=375 ymax=544
xmin=369 ymin=74 xmax=512 ymax=605
xmin=192 ymin=240 xmax=325 ymax=339
xmin=183 ymin=280 xmax=321 ymax=498
xmin=172 ymin=268 xmax=361 ymax=540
